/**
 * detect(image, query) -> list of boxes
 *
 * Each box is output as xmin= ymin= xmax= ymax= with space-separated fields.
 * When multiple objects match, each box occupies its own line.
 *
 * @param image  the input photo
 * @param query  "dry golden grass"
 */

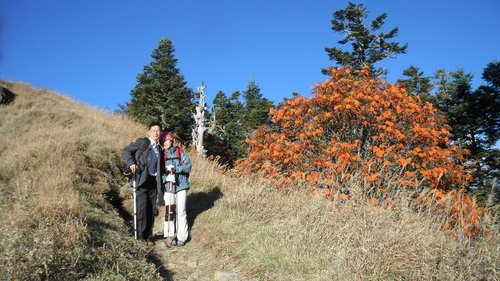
xmin=186 ymin=150 xmax=499 ymax=281
xmin=0 ymin=81 xmax=162 ymax=280
xmin=0 ymin=81 xmax=498 ymax=280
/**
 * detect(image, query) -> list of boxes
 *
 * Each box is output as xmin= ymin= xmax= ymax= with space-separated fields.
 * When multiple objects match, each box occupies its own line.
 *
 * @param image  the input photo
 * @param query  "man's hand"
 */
xmin=130 ymin=164 xmax=138 ymax=173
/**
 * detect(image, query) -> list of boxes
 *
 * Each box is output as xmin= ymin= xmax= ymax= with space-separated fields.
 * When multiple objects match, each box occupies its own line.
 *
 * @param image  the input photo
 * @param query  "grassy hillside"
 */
xmin=0 ymin=81 xmax=498 ymax=280
xmin=189 ymin=163 xmax=498 ymax=280
xmin=0 ymin=82 xmax=162 ymax=280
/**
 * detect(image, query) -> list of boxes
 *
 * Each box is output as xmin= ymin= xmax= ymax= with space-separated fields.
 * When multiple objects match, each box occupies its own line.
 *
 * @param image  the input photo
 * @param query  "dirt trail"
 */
xmin=147 ymin=206 xmax=254 ymax=281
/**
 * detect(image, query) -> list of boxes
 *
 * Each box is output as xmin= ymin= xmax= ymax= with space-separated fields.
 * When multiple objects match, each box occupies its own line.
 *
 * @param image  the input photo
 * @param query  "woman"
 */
xmin=160 ymin=132 xmax=192 ymax=247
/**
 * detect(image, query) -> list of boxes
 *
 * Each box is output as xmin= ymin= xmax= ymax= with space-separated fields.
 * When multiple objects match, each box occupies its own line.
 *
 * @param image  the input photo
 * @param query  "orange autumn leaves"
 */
xmin=238 ymin=67 xmax=467 ymax=189
xmin=236 ymin=67 xmax=483 ymax=234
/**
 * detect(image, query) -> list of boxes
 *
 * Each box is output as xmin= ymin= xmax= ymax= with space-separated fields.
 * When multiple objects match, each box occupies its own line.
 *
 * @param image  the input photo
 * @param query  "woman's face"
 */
xmin=164 ymin=139 xmax=173 ymax=149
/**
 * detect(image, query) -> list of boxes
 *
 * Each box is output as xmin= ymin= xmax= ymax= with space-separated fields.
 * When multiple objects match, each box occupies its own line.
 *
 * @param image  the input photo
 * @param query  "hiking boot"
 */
xmin=163 ymin=237 xmax=174 ymax=247
xmin=171 ymin=239 xmax=185 ymax=246
xmin=140 ymin=239 xmax=155 ymax=246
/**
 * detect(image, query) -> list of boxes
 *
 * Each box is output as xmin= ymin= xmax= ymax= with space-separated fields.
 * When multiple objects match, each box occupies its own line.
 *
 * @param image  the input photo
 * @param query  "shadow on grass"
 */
xmin=187 ymin=187 xmax=223 ymax=229
xmin=85 ymin=218 xmax=174 ymax=280
xmin=105 ymin=185 xmax=175 ymax=280
xmin=0 ymin=85 xmax=16 ymax=105
xmin=147 ymin=253 xmax=174 ymax=281
xmin=105 ymin=187 xmax=132 ymax=221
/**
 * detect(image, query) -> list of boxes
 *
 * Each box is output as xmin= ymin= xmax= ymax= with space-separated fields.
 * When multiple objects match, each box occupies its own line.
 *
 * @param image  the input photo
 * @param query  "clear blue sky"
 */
xmin=1 ymin=0 xmax=499 ymax=111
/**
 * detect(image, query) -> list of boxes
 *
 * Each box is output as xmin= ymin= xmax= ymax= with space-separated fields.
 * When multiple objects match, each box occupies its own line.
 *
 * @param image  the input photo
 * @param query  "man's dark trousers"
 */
xmin=136 ymin=176 xmax=158 ymax=240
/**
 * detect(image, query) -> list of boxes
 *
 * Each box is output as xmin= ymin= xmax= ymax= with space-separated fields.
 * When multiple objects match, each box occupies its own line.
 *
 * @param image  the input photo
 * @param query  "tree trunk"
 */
xmin=192 ymin=83 xmax=208 ymax=157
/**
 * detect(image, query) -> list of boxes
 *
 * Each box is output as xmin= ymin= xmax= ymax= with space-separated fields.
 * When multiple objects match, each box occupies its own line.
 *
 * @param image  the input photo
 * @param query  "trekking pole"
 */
xmin=167 ymin=179 xmax=173 ymax=244
xmin=164 ymin=166 xmax=176 ymax=246
xmin=133 ymin=172 xmax=138 ymax=240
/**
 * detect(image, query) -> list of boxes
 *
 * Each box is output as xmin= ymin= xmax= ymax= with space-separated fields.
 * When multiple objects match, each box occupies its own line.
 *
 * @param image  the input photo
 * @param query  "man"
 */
xmin=122 ymin=122 xmax=165 ymax=245
xmin=161 ymin=132 xmax=192 ymax=247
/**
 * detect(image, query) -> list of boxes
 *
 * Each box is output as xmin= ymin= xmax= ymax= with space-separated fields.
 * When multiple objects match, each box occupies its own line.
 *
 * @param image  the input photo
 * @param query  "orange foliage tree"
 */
xmin=236 ymin=67 xmax=483 ymax=234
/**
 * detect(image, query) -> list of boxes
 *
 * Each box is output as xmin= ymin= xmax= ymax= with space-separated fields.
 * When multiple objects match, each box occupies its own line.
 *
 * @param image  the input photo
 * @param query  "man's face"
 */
xmin=148 ymin=125 xmax=161 ymax=142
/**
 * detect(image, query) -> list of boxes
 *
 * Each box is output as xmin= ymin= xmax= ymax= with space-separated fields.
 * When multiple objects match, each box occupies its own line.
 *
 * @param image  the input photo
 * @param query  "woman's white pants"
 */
xmin=164 ymin=188 xmax=188 ymax=242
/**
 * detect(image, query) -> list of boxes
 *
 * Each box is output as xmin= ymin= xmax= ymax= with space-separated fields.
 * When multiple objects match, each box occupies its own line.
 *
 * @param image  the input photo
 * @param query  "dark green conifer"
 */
xmin=325 ymin=2 xmax=407 ymax=76
xmin=127 ymin=38 xmax=194 ymax=143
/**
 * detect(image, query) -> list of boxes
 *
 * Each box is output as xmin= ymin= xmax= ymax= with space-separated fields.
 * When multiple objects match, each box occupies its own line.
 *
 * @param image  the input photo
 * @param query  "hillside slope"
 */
xmin=0 ymin=82 xmax=161 ymax=279
xmin=0 ymin=82 xmax=497 ymax=280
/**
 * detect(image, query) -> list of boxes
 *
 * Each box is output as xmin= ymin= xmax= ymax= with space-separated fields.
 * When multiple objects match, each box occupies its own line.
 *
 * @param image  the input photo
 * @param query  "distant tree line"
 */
xmin=397 ymin=63 xmax=500 ymax=205
xmin=206 ymin=80 xmax=273 ymax=164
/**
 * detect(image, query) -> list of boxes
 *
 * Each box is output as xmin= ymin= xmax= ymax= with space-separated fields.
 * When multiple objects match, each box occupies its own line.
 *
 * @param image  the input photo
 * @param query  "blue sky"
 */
xmin=1 ymin=0 xmax=499 ymax=112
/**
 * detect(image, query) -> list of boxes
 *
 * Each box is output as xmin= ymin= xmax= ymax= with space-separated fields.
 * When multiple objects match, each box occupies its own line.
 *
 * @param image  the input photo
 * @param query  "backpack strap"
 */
xmin=165 ymin=146 xmax=183 ymax=166
xmin=177 ymin=146 xmax=183 ymax=166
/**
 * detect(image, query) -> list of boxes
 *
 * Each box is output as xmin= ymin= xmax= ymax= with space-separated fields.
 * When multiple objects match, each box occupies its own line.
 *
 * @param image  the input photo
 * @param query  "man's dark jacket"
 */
xmin=122 ymin=137 xmax=166 ymax=206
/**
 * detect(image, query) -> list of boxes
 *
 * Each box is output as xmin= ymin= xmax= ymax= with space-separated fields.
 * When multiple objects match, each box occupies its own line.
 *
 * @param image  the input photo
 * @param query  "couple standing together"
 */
xmin=122 ymin=122 xmax=192 ymax=247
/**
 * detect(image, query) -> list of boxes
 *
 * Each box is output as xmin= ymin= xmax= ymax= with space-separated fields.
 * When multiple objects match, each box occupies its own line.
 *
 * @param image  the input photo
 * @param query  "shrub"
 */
xmin=236 ymin=67 xmax=483 ymax=234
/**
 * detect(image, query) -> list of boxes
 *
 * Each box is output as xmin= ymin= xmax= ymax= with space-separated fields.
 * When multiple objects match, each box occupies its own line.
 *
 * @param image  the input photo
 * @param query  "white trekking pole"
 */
xmin=133 ymin=173 xmax=138 ymax=240
xmin=167 ymin=179 xmax=173 ymax=243
xmin=164 ymin=165 xmax=176 ymax=246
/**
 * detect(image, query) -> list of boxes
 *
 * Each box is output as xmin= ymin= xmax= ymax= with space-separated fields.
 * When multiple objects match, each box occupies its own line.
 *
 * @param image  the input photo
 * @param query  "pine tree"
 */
xmin=432 ymin=69 xmax=477 ymax=149
xmin=211 ymin=91 xmax=235 ymax=140
xmin=471 ymin=62 xmax=500 ymax=204
xmin=397 ymin=66 xmax=433 ymax=99
xmin=209 ymin=80 xmax=274 ymax=160
xmin=241 ymin=80 xmax=273 ymax=131
xmin=209 ymin=91 xmax=246 ymax=161
xmin=477 ymin=61 xmax=500 ymax=148
xmin=325 ymin=2 xmax=407 ymax=76
xmin=431 ymin=63 xmax=500 ymax=204
xmin=127 ymin=38 xmax=194 ymax=143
